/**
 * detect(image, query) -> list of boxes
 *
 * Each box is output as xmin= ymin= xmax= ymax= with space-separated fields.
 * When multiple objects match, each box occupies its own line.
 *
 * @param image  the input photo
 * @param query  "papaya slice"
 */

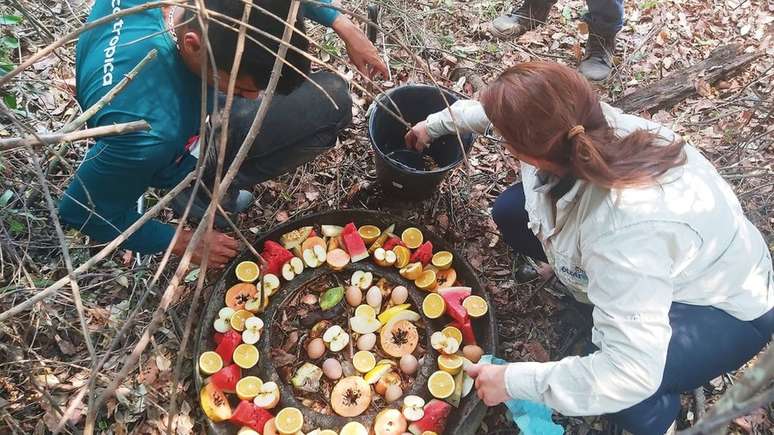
xmin=225 ymin=283 xmax=258 ymax=310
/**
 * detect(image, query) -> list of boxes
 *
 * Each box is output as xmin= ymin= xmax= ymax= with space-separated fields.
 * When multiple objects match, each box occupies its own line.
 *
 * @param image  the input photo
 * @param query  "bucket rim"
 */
xmin=368 ymin=83 xmax=472 ymax=175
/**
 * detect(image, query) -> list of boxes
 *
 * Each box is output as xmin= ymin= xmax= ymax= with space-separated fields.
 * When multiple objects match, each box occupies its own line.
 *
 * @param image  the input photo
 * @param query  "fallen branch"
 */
xmin=0 ymin=120 xmax=150 ymax=150
xmin=613 ymin=44 xmax=761 ymax=113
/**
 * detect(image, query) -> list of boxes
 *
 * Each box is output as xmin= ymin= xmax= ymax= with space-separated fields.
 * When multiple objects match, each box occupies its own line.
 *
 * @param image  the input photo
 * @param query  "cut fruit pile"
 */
xmin=199 ymin=222 xmax=490 ymax=434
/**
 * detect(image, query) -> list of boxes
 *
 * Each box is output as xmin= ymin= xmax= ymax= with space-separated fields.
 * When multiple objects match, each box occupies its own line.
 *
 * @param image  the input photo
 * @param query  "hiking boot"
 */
xmin=170 ymin=184 xmax=254 ymax=229
xmin=491 ymin=0 xmax=556 ymax=39
xmin=579 ymin=31 xmax=617 ymax=81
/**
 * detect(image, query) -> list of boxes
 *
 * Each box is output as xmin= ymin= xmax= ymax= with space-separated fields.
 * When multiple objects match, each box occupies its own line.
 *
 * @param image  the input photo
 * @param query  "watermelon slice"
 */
xmin=408 ymin=399 xmax=452 ymax=434
xmin=261 ymin=240 xmax=295 ymax=276
xmin=210 ymin=364 xmax=241 ymax=393
xmin=341 ymin=222 xmax=368 ymax=262
xmin=382 ymin=236 xmax=406 ymax=251
xmin=230 ymin=400 xmax=273 ymax=432
xmin=438 ymin=287 xmax=472 ymax=325
xmin=409 ymin=241 xmax=433 ymax=266
xmin=450 ymin=319 xmax=477 ymax=345
xmin=215 ymin=330 xmax=242 ymax=365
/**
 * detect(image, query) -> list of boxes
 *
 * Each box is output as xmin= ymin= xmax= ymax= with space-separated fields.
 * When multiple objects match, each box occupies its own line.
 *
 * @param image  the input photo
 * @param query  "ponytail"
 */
xmin=480 ymin=62 xmax=686 ymax=189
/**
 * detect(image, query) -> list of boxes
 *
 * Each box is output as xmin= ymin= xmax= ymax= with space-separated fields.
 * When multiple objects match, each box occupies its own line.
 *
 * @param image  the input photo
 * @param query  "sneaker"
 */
xmin=170 ymin=184 xmax=254 ymax=229
xmin=579 ymin=32 xmax=617 ymax=81
xmin=490 ymin=0 xmax=556 ymax=39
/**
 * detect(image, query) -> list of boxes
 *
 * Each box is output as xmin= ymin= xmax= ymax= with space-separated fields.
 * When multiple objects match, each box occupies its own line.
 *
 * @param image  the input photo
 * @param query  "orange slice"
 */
xmin=274 ymin=407 xmax=304 ymax=434
xmin=198 ymin=351 xmax=223 ymax=375
xmin=437 ymin=354 xmax=464 ymax=375
xmin=392 ymin=245 xmax=411 ymax=268
xmin=431 ymin=251 xmax=453 ymax=270
xmin=428 ymin=370 xmax=455 ymax=399
xmin=422 ymin=293 xmax=445 ymax=319
xmin=236 ymin=376 xmax=263 ymax=400
xmin=415 ymin=269 xmax=437 ymax=291
xmin=355 ymin=304 xmax=377 ymax=320
xmin=462 ymin=295 xmax=489 ymax=318
xmin=352 ymin=350 xmax=376 ymax=373
xmin=441 ymin=326 xmax=463 ymax=345
xmin=233 ymin=343 xmax=259 ymax=369
xmin=235 ymin=260 xmax=260 ymax=283
xmin=229 ymin=309 xmax=253 ymax=332
xmin=401 ymin=227 xmax=424 ymax=249
xmin=357 ymin=225 xmax=381 ymax=244
xmin=399 ymin=262 xmax=423 ymax=281
xmin=340 ymin=422 xmax=369 ymax=435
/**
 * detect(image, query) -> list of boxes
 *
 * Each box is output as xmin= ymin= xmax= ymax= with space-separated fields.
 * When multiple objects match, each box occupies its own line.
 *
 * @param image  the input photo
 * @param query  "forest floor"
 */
xmin=0 ymin=0 xmax=772 ymax=434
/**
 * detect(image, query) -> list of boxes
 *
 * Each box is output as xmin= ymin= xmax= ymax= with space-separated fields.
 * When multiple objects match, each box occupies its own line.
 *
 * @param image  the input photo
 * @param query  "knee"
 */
xmin=492 ymin=183 xmax=528 ymax=231
xmin=312 ymin=72 xmax=352 ymax=127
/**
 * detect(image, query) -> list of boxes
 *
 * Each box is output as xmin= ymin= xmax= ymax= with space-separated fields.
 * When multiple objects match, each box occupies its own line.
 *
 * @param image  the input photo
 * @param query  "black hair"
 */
xmin=190 ymin=0 xmax=311 ymax=94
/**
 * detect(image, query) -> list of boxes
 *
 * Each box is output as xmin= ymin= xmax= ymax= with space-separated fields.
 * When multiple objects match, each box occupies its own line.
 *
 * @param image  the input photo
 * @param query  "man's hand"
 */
xmin=173 ymin=228 xmax=239 ymax=268
xmin=332 ymin=15 xmax=388 ymax=79
xmin=465 ymin=363 xmax=510 ymax=406
xmin=404 ymin=120 xmax=432 ymax=152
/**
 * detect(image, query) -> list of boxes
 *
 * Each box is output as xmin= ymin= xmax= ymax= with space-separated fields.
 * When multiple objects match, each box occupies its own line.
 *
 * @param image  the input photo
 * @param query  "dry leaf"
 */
xmin=694 ymin=79 xmax=712 ymax=98
xmin=525 ymin=341 xmax=550 ymax=362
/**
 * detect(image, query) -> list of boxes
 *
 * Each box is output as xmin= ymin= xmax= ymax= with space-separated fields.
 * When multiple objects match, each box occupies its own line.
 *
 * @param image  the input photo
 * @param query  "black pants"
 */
xmin=203 ymin=71 xmax=352 ymax=191
xmin=492 ymin=182 xmax=774 ymax=434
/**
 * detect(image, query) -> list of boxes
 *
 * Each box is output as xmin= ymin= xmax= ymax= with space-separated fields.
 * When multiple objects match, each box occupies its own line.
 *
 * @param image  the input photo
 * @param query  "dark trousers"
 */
xmin=492 ymin=183 xmax=774 ymax=434
xmin=203 ymin=71 xmax=352 ymax=191
xmin=531 ymin=0 xmax=624 ymax=35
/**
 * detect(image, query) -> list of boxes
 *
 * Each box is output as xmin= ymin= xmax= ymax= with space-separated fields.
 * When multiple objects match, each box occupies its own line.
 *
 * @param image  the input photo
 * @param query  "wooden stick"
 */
xmin=0 ymin=120 xmax=150 ymax=150
xmin=613 ymin=44 xmax=761 ymax=113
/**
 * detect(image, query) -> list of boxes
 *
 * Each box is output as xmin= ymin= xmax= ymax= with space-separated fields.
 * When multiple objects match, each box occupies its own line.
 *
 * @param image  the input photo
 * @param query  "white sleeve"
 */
xmin=425 ymin=99 xmax=490 ymax=139
xmin=503 ymin=225 xmax=677 ymax=415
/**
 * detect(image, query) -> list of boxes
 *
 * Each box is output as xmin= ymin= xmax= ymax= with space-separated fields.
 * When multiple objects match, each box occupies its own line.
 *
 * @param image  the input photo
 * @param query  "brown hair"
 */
xmin=480 ymin=62 xmax=686 ymax=188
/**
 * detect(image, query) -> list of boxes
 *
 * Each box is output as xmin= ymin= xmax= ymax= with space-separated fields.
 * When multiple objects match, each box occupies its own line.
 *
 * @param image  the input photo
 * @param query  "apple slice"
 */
xmin=261 ymin=274 xmax=280 ymax=296
xmin=290 ymin=257 xmax=304 ymax=274
xmin=349 ymin=315 xmax=381 ymax=334
xmin=350 ymin=270 xmax=373 ymax=290
xmin=313 ymin=244 xmax=327 ymax=263
xmin=373 ymin=248 xmax=397 ymax=267
xmin=303 ymin=249 xmax=321 ymax=268
xmin=321 ymin=224 xmax=344 ymax=237
xmin=214 ymin=307 xmax=235 ymax=333
xmin=430 ymin=331 xmax=460 ymax=355
xmin=242 ymin=317 xmax=264 ymax=345
xmin=252 ymin=381 xmax=280 ymax=409
xmin=402 ymin=395 xmax=426 ymax=422
xmin=281 ymin=262 xmax=296 ymax=281
xmin=322 ymin=325 xmax=350 ymax=352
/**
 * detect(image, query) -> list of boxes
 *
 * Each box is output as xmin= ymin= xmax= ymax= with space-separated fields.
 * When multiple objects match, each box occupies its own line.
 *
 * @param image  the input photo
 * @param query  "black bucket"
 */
xmin=368 ymin=84 xmax=474 ymax=200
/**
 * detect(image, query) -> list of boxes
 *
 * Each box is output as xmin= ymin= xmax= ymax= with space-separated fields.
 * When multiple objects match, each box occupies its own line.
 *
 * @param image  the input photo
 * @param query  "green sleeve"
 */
xmin=59 ymin=139 xmax=175 ymax=254
xmin=302 ymin=0 xmax=340 ymax=27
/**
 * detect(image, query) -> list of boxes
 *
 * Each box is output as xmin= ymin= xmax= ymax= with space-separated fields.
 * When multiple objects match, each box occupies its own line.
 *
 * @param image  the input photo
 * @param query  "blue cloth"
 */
xmin=302 ymin=0 xmax=340 ymax=27
xmin=479 ymin=355 xmax=564 ymax=435
xmin=584 ymin=0 xmax=625 ymax=35
xmin=492 ymin=182 xmax=774 ymax=434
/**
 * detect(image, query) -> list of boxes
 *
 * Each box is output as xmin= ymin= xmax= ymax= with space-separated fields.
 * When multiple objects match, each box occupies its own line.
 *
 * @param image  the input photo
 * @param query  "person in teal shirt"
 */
xmin=59 ymin=0 xmax=387 ymax=267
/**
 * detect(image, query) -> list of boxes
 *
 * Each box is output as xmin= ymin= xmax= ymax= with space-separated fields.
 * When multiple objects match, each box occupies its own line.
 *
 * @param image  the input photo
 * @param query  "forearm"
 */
xmin=425 ymin=100 xmax=491 ymax=139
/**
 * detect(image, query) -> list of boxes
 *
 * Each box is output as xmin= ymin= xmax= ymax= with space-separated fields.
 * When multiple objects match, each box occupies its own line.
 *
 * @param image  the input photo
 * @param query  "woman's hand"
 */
xmin=465 ymin=363 xmax=510 ymax=406
xmin=332 ymin=15 xmax=388 ymax=79
xmin=404 ymin=120 xmax=432 ymax=151
xmin=173 ymin=228 xmax=240 ymax=268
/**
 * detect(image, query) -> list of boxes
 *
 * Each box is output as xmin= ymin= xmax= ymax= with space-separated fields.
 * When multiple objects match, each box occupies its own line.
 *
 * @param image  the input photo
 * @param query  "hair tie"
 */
xmin=567 ymin=125 xmax=585 ymax=140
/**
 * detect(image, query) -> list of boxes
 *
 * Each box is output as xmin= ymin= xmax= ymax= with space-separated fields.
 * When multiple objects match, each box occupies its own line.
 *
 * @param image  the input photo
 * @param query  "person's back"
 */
xmin=61 ymin=0 xmax=201 ymax=253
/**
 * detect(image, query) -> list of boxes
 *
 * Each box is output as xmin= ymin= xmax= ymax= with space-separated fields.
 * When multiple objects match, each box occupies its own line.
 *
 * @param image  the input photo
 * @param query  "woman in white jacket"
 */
xmin=405 ymin=62 xmax=773 ymax=434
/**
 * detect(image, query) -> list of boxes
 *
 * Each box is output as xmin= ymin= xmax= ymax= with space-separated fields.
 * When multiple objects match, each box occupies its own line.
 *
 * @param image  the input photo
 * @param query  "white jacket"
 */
xmin=426 ymin=100 xmax=773 ymax=416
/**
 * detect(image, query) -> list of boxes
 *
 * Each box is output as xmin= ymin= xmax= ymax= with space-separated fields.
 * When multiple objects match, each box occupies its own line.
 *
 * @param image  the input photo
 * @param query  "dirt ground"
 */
xmin=0 ymin=0 xmax=772 ymax=434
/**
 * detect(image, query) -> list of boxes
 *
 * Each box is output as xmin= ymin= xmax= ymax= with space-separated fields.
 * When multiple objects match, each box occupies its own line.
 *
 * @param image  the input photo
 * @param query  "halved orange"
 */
xmin=236 ymin=376 xmax=263 ymax=400
xmin=441 ymin=326 xmax=463 ymax=345
xmin=462 ymin=295 xmax=489 ymax=318
xmin=357 ymin=225 xmax=381 ymax=244
xmin=235 ymin=260 xmax=260 ymax=283
xmin=275 ymin=407 xmax=304 ymax=434
xmin=352 ymin=350 xmax=376 ymax=373
xmin=233 ymin=343 xmax=259 ymax=369
xmin=229 ymin=309 xmax=254 ymax=332
xmin=399 ymin=262 xmax=423 ymax=281
xmin=355 ymin=304 xmax=376 ymax=320
xmin=392 ymin=245 xmax=411 ymax=268
xmin=422 ymin=293 xmax=445 ymax=319
xmin=437 ymin=354 xmax=464 ymax=375
xmin=401 ymin=227 xmax=424 ymax=249
xmin=431 ymin=251 xmax=453 ymax=270
xmin=428 ymin=370 xmax=455 ymax=399
xmin=415 ymin=269 xmax=437 ymax=291
xmin=198 ymin=351 xmax=223 ymax=375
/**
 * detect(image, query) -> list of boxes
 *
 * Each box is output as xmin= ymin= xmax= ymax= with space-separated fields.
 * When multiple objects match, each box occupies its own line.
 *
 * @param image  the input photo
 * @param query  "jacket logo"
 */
xmin=560 ymin=265 xmax=588 ymax=283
